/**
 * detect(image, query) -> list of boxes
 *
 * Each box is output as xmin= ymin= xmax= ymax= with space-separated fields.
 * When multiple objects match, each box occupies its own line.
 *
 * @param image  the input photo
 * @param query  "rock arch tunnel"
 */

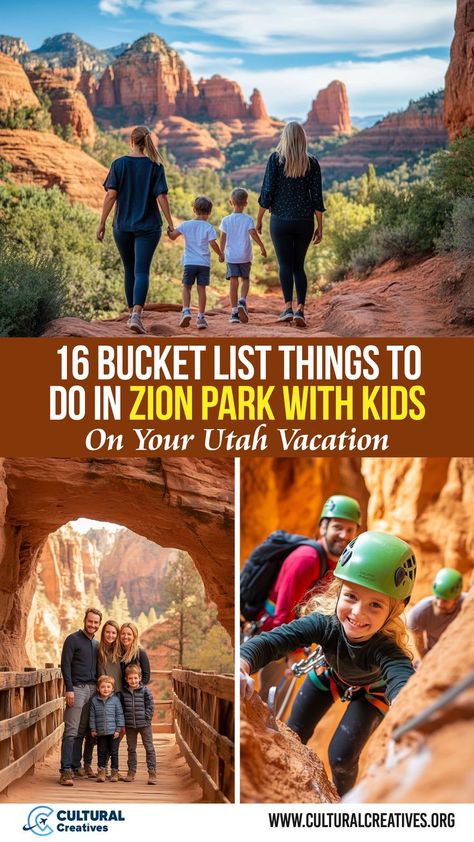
xmin=0 ymin=457 xmax=234 ymax=669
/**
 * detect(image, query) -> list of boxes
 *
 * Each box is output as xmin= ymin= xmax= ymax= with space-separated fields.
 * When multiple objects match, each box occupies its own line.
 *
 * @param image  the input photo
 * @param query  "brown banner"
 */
xmin=0 ymin=338 xmax=471 ymax=457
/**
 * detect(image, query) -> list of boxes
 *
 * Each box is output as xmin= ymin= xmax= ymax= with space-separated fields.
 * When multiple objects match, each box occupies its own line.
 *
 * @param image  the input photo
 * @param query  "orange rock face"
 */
xmin=155 ymin=116 xmax=225 ymax=169
xmin=0 ymin=129 xmax=107 ymax=210
xmin=27 ymin=68 xmax=96 ymax=144
xmin=444 ymin=0 xmax=474 ymax=138
xmin=0 ymin=53 xmax=40 ymax=112
xmin=96 ymin=34 xmax=198 ymax=122
xmin=304 ymin=80 xmax=351 ymax=138
xmin=321 ymin=92 xmax=447 ymax=178
xmin=248 ymin=88 xmax=269 ymax=121
xmin=0 ymin=458 xmax=233 ymax=670
xmin=197 ymin=75 xmax=248 ymax=120
xmin=100 ymin=529 xmax=173 ymax=614
xmin=241 ymin=694 xmax=339 ymax=803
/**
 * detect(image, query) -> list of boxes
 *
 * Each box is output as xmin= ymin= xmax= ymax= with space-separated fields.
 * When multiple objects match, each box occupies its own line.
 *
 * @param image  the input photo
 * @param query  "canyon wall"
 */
xmin=0 ymin=458 xmax=234 ymax=669
xmin=444 ymin=0 xmax=474 ymax=138
xmin=0 ymin=54 xmax=40 ymax=111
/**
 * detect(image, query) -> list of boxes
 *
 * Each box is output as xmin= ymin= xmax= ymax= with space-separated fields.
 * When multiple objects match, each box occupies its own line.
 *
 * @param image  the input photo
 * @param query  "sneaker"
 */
xmin=196 ymin=314 xmax=208 ymax=330
xmin=293 ymin=309 xmax=307 ymax=327
xmin=129 ymin=312 xmax=146 ymax=334
xmin=148 ymin=770 xmax=157 ymax=786
xmin=238 ymin=299 xmax=249 ymax=324
xmin=120 ymin=771 xmax=136 ymax=782
xmin=278 ymin=307 xmax=294 ymax=322
xmin=229 ymin=312 xmax=240 ymax=324
xmin=179 ymin=308 xmax=191 ymax=328
xmin=59 ymin=771 xmax=74 ymax=787
xmin=126 ymin=312 xmax=133 ymax=328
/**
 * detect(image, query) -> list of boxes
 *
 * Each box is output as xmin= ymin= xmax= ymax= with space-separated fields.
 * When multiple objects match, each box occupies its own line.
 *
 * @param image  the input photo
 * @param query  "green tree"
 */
xmin=433 ymin=130 xmax=474 ymax=199
xmin=109 ymin=586 xmax=131 ymax=625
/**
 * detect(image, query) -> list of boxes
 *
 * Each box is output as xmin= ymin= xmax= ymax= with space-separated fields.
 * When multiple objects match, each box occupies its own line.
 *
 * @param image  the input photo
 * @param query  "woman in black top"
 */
xmin=97 ymin=125 xmax=174 ymax=335
xmin=257 ymin=122 xmax=325 ymax=326
xmin=119 ymin=622 xmax=151 ymax=685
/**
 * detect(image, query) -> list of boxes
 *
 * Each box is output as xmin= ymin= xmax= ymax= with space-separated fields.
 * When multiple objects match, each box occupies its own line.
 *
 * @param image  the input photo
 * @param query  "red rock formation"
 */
xmin=0 ymin=458 xmax=233 ymax=669
xmin=321 ymin=91 xmax=447 ymax=179
xmin=248 ymin=88 xmax=269 ymax=121
xmin=27 ymin=68 xmax=96 ymax=144
xmin=96 ymin=34 xmax=198 ymax=122
xmin=0 ymin=130 xmax=107 ymax=210
xmin=241 ymin=694 xmax=339 ymax=803
xmin=304 ymin=80 xmax=351 ymax=138
xmin=99 ymin=529 xmax=173 ymax=614
xmin=348 ymin=592 xmax=474 ymax=803
xmin=444 ymin=0 xmax=474 ymax=138
xmin=155 ymin=116 xmax=225 ymax=169
xmin=78 ymin=70 xmax=97 ymax=110
xmin=0 ymin=54 xmax=40 ymax=112
xmin=197 ymin=75 xmax=248 ymax=120
xmin=0 ymin=35 xmax=29 ymax=61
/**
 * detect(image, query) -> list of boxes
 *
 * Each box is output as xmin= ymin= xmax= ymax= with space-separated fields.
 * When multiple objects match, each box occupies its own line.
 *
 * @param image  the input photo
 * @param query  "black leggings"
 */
xmin=113 ymin=228 xmax=161 ymax=308
xmin=287 ymin=675 xmax=383 ymax=796
xmin=270 ymin=216 xmax=314 ymax=307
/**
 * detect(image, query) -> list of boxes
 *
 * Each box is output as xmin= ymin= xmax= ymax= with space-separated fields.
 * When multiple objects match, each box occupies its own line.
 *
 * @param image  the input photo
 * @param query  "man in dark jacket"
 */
xmin=120 ymin=663 xmax=157 ymax=785
xmin=59 ymin=607 xmax=101 ymax=786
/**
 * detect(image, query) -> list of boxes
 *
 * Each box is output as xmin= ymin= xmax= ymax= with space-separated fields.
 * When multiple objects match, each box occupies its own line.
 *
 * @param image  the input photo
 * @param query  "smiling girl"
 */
xmin=240 ymin=531 xmax=417 ymax=797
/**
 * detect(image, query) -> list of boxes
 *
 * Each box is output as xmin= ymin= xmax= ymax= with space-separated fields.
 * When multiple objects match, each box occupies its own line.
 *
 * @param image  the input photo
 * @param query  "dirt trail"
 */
xmin=43 ymin=255 xmax=474 ymax=338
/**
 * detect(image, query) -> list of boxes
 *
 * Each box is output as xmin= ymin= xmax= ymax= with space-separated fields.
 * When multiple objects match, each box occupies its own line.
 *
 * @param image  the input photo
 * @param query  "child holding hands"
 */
xmin=240 ymin=531 xmax=417 ymax=796
xmin=220 ymin=188 xmax=266 ymax=324
xmin=89 ymin=675 xmax=125 ymax=783
xmin=168 ymin=195 xmax=223 ymax=330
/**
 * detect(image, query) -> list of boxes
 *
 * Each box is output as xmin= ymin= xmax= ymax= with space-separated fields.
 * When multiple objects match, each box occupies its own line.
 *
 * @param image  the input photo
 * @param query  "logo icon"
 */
xmin=22 ymin=806 xmax=54 ymax=836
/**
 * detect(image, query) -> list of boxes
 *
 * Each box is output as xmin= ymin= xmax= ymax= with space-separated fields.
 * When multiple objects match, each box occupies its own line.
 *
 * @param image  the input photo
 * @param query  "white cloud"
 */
xmin=228 ymin=55 xmax=448 ymax=117
xmin=99 ymin=0 xmax=142 ymax=16
xmin=142 ymin=0 xmax=455 ymax=56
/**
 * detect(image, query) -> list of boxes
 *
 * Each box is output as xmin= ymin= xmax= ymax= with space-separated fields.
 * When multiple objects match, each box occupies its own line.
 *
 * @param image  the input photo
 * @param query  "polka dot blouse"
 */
xmin=258 ymin=152 xmax=326 ymax=219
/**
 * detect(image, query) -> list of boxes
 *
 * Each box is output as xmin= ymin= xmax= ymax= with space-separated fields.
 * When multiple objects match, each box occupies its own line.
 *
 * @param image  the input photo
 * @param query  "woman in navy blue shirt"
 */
xmin=257 ymin=122 xmax=325 ymax=326
xmin=97 ymin=125 xmax=174 ymax=334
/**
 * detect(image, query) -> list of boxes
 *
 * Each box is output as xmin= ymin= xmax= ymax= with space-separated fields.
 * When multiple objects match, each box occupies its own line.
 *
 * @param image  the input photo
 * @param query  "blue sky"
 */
xmin=1 ymin=0 xmax=456 ymax=117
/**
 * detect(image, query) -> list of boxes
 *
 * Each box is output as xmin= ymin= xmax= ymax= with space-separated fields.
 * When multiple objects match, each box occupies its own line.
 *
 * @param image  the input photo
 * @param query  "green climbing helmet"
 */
xmin=320 ymin=495 xmax=361 ymax=526
xmin=335 ymin=530 xmax=416 ymax=602
xmin=432 ymin=568 xmax=463 ymax=600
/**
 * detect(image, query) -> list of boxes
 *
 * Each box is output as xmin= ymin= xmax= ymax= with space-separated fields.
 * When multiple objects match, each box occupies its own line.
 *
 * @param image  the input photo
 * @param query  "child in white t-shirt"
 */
xmin=219 ymin=188 xmax=266 ymax=324
xmin=168 ymin=195 xmax=224 ymax=329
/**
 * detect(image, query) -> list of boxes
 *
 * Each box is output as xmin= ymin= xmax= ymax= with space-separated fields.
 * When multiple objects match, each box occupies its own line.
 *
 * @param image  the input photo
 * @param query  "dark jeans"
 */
xmin=113 ymin=228 xmax=161 ymax=308
xmin=60 ymin=683 xmax=95 ymax=772
xmin=97 ymin=734 xmax=120 ymax=770
xmin=125 ymin=725 xmax=156 ymax=772
xmin=270 ymin=216 xmax=314 ymax=307
xmin=287 ymin=675 xmax=383 ymax=796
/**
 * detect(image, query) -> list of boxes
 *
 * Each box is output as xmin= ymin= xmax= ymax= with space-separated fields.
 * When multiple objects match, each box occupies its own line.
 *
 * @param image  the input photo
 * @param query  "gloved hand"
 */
xmin=240 ymin=660 xmax=255 ymax=700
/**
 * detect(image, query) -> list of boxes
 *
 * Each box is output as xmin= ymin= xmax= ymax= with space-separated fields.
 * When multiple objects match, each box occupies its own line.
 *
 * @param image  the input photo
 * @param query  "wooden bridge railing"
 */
xmin=171 ymin=668 xmax=234 ymax=803
xmin=0 ymin=664 xmax=64 ymax=793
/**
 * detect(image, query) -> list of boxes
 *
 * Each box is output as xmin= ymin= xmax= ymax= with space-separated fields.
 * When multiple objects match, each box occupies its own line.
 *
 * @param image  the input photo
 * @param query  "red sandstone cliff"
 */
xmin=304 ymin=80 xmax=351 ymax=138
xmin=100 ymin=529 xmax=174 ymax=615
xmin=321 ymin=91 xmax=447 ymax=178
xmin=27 ymin=68 xmax=96 ymax=144
xmin=0 ymin=53 xmax=40 ymax=112
xmin=197 ymin=75 xmax=248 ymax=120
xmin=444 ymin=0 xmax=474 ymax=138
xmin=0 ymin=130 xmax=107 ymax=210
xmin=155 ymin=116 xmax=225 ymax=169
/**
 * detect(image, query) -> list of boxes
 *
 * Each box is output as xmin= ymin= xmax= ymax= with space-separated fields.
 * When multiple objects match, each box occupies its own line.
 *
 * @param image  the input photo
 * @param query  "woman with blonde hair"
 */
xmin=241 ymin=532 xmax=416 ymax=796
xmin=98 ymin=619 xmax=123 ymax=692
xmin=97 ymin=125 xmax=175 ymax=335
xmin=257 ymin=121 xmax=325 ymax=326
xmin=119 ymin=621 xmax=151 ymax=685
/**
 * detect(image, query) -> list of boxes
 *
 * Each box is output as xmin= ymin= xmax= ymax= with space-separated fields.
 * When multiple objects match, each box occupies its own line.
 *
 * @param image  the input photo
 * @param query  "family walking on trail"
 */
xmin=59 ymin=612 xmax=156 ymax=787
xmin=98 ymin=121 xmax=324 ymax=333
xmin=240 ymin=494 xmax=468 ymax=798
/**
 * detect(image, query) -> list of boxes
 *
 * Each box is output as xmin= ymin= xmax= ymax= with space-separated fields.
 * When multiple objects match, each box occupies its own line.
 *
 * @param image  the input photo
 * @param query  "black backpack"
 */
xmin=240 ymin=530 xmax=328 ymax=620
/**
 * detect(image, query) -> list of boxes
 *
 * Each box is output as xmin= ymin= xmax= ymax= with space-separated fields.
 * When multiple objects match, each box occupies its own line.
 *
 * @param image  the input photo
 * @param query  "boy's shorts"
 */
xmin=182 ymin=264 xmax=210 ymax=286
xmin=226 ymin=261 xmax=251 ymax=280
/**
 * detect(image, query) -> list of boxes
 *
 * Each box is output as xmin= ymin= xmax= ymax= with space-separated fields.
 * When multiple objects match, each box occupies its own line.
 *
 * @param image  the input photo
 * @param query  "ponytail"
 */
xmin=130 ymin=125 xmax=163 ymax=164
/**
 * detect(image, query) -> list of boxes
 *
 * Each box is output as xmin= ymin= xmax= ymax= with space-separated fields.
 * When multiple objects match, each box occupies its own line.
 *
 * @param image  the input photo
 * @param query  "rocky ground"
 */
xmin=43 ymin=254 xmax=474 ymax=338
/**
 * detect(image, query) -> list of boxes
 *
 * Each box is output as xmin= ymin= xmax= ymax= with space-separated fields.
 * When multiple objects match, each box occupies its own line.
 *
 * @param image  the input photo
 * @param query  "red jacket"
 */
xmin=259 ymin=544 xmax=336 ymax=632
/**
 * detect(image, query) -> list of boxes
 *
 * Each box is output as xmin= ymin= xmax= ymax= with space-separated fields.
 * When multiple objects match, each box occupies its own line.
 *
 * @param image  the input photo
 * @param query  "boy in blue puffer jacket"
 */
xmin=120 ymin=664 xmax=157 ymax=785
xmin=89 ymin=675 xmax=125 ymax=782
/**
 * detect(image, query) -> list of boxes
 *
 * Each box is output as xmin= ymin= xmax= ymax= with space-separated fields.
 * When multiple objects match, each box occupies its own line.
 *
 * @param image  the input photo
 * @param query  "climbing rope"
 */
xmin=392 ymin=668 xmax=474 ymax=742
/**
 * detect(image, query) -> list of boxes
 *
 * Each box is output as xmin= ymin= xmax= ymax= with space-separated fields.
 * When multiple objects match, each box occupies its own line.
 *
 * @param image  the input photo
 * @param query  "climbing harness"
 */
xmin=392 ymin=668 xmax=474 ymax=742
xmin=291 ymin=645 xmax=326 ymax=676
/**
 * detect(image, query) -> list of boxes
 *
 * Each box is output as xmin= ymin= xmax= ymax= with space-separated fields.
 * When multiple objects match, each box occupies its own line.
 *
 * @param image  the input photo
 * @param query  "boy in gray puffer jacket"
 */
xmin=120 ymin=664 xmax=157 ymax=785
xmin=89 ymin=675 xmax=125 ymax=782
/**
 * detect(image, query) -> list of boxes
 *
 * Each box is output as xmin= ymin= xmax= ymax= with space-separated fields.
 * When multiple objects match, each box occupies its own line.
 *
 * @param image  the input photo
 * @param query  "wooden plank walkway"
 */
xmin=0 ymin=734 xmax=204 ymax=803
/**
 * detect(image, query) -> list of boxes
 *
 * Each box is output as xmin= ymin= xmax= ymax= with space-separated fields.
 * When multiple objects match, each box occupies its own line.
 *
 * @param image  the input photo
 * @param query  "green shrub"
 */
xmin=437 ymin=196 xmax=474 ymax=255
xmin=433 ymin=131 xmax=474 ymax=199
xmin=0 ymin=103 xmax=51 ymax=131
xmin=0 ymin=253 xmax=68 ymax=336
